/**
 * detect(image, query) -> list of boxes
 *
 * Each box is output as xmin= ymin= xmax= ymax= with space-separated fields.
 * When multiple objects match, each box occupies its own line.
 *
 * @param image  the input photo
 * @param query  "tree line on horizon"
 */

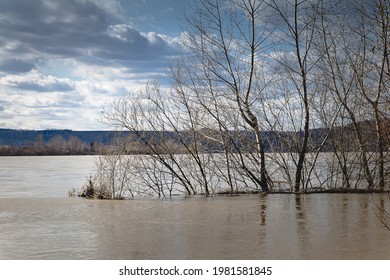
xmin=2 ymin=122 xmax=383 ymax=156
xmin=0 ymin=134 xmax=97 ymax=156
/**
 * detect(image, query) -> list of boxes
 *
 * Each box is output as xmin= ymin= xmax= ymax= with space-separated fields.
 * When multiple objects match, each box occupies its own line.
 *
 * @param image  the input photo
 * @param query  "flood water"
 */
xmin=0 ymin=156 xmax=389 ymax=259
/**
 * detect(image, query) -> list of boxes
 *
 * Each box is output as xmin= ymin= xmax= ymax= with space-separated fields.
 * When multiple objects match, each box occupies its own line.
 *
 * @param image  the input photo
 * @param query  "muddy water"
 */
xmin=1 ymin=194 xmax=389 ymax=259
xmin=0 ymin=156 xmax=389 ymax=259
xmin=0 ymin=156 xmax=96 ymax=198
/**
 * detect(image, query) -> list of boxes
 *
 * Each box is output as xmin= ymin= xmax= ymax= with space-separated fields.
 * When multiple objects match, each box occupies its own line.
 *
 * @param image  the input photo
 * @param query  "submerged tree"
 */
xmin=80 ymin=0 xmax=389 ymax=199
xmin=78 ymin=137 xmax=136 ymax=199
xmin=179 ymin=0 xmax=274 ymax=191
xmin=315 ymin=0 xmax=389 ymax=190
xmin=374 ymin=194 xmax=390 ymax=231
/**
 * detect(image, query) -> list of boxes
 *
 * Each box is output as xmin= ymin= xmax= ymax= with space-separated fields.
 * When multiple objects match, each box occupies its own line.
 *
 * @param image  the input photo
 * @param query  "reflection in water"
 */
xmin=259 ymin=194 xmax=267 ymax=226
xmin=295 ymin=194 xmax=309 ymax=257
xmin=0 ymin=194 xmax=390 ymax=259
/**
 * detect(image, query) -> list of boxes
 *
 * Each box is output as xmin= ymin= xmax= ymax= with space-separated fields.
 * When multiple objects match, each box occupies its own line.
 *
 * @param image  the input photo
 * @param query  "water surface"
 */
xmin=0 ymin=156 xmax=96 ymax=198
xmin=0 ymin=156 xmax=389 ymax=259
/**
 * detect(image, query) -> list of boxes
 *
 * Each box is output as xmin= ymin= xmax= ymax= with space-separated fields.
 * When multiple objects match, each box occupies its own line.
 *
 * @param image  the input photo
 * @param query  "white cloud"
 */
xmin=0 ymin=60 xmax=175 ymax=130
xmin=0 ymin=0 xmax=183 ymax=130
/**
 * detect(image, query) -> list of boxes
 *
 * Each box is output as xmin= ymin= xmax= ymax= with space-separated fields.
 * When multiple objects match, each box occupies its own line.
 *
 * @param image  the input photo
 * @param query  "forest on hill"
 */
xmin=0 ymin=118 xmax=386 ymax=156
xmin=0 ymin=129 xmax=114 ymax=155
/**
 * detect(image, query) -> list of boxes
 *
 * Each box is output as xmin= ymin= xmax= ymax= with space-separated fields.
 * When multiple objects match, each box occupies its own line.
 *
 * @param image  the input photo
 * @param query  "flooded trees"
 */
xmin=103 ymin=83 xmax=214 ymax=196
xmin=263 ymin=0 xmax=322 ymax=192
xmin=179 ymin=0 xmax=274 ymax=191
xmin=79 ymin=142 xmax=136 ymax=199
xmin=81 ymin=0 xmax=389 ymax=199
xmin=315 ymin=0 xmax=390 ymax=190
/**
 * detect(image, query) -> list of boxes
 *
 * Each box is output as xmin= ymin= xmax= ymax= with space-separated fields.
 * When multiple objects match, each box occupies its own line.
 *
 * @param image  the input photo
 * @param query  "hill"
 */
xmin=0 ymin=120 xmax=386 ymax=156
xmin=0 ymin=128 xmax=117 ymax=147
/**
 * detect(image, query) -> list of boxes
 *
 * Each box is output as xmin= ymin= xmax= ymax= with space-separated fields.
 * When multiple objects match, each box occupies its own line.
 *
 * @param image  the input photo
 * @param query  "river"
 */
xmin=0 ymin=156 xmax=389 ymax=259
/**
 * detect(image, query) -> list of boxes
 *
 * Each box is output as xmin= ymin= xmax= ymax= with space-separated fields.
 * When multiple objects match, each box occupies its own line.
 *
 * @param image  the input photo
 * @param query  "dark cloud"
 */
xmin=0 ymin=0 xmax=182 ymax=129
xmin=10 ymin=81 xmax=74 ymax=92
xmin=0 ymin=58 xmax=35 ymax=74
xmin=0 ymin=0 xmax=180 ymax=74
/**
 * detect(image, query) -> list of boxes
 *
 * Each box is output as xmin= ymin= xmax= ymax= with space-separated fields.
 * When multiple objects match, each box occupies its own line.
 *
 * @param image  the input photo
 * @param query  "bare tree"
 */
xmin=374 ymin=194 xmax=390 ymax=231
xmin=179 ymin=0 xmax=274 ymax=191
xmin=81 ymin=0 xmax=389 ymax=199
xmin=67 ymin=135 xmax=87 ymax=154
xmin=79 ymin=147 xmax=134 ymax=199
xmin=47 ymin=135 xmax=66 ymax=154
xmin=315 ymin=0 xmax=389 ymax=190
xmin=260 ymin=0 xmax=323 ymax=192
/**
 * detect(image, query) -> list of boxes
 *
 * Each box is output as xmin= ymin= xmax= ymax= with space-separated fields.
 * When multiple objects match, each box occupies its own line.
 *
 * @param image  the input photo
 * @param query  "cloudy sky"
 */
xmin=0 ymin=0 xmax=189 ymax=130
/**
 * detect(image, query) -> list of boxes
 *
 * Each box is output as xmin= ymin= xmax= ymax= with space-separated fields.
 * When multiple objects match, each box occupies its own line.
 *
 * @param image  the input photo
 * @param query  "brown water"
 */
xmin=1 ymin=194 xmax=389 ymax=259
xmin=1 ymin=156 xmax=389 ymax=259
xmin=0 ymin=156 xmax=96 ymax=198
